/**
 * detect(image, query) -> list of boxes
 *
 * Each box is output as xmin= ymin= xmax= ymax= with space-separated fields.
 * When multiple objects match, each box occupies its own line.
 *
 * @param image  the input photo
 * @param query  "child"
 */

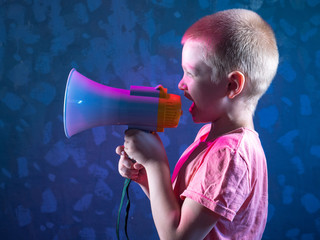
xmin=116 ymin=8 xmax=279 ymax=240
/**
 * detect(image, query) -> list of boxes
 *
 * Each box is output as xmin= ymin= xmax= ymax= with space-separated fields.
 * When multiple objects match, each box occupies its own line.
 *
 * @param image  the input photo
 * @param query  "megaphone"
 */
xmin=63 ymin=69 xmax=182 ymax=138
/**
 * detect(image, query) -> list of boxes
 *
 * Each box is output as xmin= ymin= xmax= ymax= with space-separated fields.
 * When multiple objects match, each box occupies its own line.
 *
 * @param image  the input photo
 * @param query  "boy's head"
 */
xmin=181 ymin=9 xmax=279 ymax=113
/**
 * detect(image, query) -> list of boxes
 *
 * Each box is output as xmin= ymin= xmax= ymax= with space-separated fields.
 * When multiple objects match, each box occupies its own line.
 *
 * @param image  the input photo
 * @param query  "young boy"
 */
xmin=116 ymin=9 xmax=279 ymax=240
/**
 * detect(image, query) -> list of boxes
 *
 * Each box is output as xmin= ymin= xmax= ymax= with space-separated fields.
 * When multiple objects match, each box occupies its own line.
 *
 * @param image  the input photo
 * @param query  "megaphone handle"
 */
xmin=128 ymin=125 xmax=157 ymax=132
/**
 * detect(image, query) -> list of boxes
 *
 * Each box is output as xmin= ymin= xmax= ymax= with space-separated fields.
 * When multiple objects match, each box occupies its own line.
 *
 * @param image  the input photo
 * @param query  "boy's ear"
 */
xmin=227 ymin=71 xmax=246 ymax=99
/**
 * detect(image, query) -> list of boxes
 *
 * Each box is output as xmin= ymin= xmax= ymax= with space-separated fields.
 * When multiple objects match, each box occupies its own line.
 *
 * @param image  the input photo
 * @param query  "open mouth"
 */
xmin=189 ymin=102 xmax=195 ymax=112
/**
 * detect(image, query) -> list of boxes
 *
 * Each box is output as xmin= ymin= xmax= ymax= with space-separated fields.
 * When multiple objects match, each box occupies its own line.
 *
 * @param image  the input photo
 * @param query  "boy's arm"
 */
xmin=146 ymin=158 xmax=219 ymax=240
xmin=124 ymin=130 xmax=220 ymax=240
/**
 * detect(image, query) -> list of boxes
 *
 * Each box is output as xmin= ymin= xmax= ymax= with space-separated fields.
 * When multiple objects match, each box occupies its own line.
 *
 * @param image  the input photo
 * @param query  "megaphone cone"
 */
xmin=63 ymin=69 xmax=182 ymax=138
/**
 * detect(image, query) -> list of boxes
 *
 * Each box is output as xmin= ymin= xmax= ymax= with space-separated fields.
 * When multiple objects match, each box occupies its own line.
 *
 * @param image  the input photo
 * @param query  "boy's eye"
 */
xmin=186 ymin=72 xmax=194 ymax=77
xmin=182 ymin=67 xmax=197 ymax=78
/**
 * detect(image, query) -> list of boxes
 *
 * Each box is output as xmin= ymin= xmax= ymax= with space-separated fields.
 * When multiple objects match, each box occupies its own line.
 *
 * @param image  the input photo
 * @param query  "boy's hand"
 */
xmin=116 ymin=144 xmax=149 ymax=197
xmin=116 ymin=145 xmax=145 ymax=181
xmin=123 ymin=129 xmax=167 ymax=167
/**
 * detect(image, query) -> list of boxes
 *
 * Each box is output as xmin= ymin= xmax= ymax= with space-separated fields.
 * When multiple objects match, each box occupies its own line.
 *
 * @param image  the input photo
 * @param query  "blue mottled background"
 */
xmin=1 ymin=0 xmax=320 ymax=239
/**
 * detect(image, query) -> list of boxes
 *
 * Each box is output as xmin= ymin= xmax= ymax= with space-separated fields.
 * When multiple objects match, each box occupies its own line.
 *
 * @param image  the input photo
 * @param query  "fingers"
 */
xmin=118 ymin=150 xmax=139 ymax=180
xmin=133 ymin=163 xmax=144 ymax=170
xmin=116 ymin=145 xmax=124 ymax=155
xmin=116 ymin=130 xmax=150 ymax=180
xmin=122 ymin=155 xmax=135 ymax=168
xmin=124 ymin=129 xmax=138 ymax=154
xmin=116 ymin=145 xmax=134 ymax=162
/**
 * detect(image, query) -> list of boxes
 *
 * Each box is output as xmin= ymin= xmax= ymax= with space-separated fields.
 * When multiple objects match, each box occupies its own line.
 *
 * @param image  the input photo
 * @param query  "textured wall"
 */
xmin=1 ymin=0 xmax=320 ymax=239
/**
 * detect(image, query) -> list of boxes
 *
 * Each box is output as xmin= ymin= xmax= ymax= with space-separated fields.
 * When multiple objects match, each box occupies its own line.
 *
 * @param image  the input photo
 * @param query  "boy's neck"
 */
xmin=205 ymin=110 xmax=254 ymax=142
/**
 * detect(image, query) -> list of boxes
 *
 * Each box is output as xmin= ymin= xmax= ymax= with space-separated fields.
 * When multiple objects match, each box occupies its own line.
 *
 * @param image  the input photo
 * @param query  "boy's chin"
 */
xmin=189 ymin=103 xmax=201 ymax=123
xmin=189 ymin=103 xmax=205 ymax=123
xmin=192 ymin=118 xmax=207 ymax=124
xmin=190 ymin=111 xmax=212 ymax=124
xmin=190 ymin=113 xmax=204 ymax=123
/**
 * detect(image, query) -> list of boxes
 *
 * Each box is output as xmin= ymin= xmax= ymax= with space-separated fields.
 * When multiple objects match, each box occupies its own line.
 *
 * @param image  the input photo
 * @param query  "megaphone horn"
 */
xmin=63 ymin=69 xmax=182 ymax=138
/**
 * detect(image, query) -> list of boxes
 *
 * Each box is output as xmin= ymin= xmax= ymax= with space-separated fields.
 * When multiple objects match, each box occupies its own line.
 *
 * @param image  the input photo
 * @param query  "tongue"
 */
xmin=189 ymin=102 xmax=195 ymax=112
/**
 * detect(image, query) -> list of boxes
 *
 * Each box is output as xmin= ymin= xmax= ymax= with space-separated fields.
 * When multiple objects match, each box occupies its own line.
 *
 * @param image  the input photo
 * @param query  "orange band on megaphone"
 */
xmin=157 ymin=92 xmax=182 ymax=132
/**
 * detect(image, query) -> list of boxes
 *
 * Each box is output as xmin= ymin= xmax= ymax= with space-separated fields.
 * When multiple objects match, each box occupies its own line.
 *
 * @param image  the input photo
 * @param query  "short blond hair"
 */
xmin=182 ymin=9 xmax=279 ymax=112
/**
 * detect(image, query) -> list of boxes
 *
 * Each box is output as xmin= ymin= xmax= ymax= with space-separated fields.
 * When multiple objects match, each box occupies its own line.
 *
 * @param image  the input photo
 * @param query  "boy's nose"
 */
xmin=178 ymin=78 xmax=186 ymax=90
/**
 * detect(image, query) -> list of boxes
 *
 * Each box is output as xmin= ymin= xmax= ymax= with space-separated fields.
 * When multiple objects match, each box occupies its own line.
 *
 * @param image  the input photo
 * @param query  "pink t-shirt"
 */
xmin=172 ymin=124 xmax=268 ymax=240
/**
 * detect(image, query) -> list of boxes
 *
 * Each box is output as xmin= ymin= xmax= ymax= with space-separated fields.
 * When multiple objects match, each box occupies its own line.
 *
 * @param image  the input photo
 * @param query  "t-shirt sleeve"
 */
xmin=181 ymin=146 xmax=250 ymax=222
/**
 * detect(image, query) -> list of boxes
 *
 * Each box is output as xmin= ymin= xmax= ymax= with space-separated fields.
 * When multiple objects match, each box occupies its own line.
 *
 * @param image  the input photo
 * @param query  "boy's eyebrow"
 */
xmin=183 ymin=63 xmax=204 ymax=76
xmin=182 ymin=63 xmax=196 ymax=71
